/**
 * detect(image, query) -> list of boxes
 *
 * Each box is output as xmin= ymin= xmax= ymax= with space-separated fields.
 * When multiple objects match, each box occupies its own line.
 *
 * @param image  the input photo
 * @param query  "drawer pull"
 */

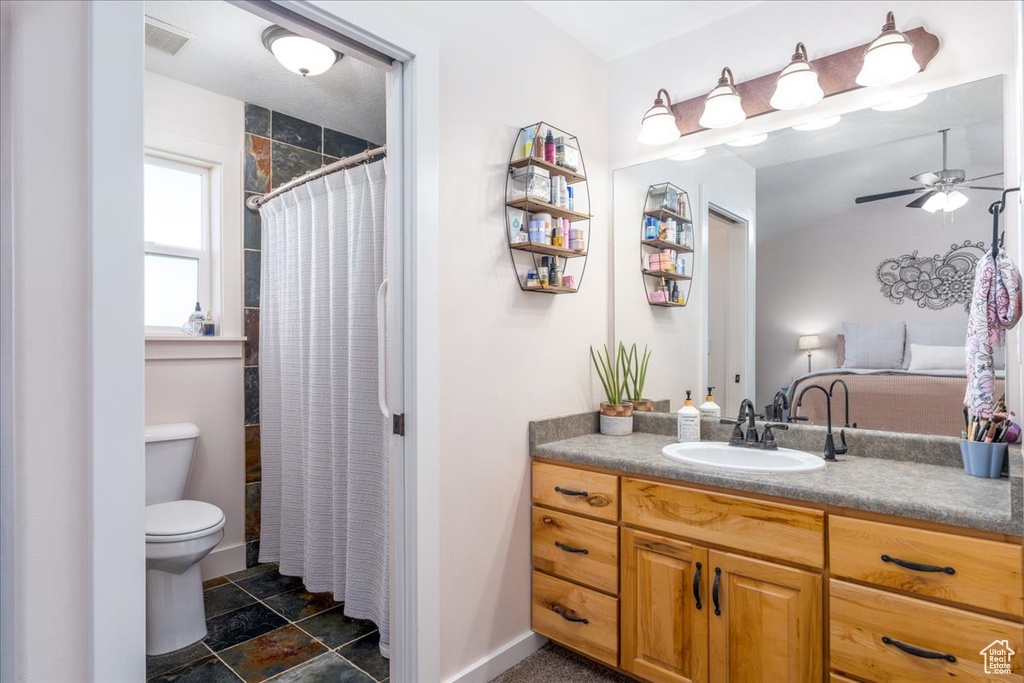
xmin=881 ymin=636 xmax=956 ymax=663
xmin=693 ymin=562 xmax=702 ymax=610
xmin=551 ymin=603 xmax=589 ymax=624
xmin=881 ymin=554 xmax=955 ymax=575
xmin=554 ymin=541 xmax=589 ymax=555
xmin=712 ymin=567 xmax=722 ymax=616
xmin=554 ymin=486 xmax=588 ymax=498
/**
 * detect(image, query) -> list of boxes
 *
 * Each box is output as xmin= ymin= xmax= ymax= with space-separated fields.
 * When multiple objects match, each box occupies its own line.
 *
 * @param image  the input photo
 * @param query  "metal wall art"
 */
xmin=876 ymin=241 xmax=986 ymax=311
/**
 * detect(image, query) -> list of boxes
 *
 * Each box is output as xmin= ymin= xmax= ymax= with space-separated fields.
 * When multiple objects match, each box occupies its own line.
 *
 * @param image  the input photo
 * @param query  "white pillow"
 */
xmin=842 ymin=322 xmax=905 ymax=369
xmin=906 ymin=344 xmax=965 ymax=372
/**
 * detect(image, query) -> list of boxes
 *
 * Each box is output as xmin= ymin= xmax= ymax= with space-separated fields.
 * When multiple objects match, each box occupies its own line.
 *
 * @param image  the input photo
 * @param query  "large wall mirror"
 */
xmin=612 ymin=76 xmax=1016 ymax=437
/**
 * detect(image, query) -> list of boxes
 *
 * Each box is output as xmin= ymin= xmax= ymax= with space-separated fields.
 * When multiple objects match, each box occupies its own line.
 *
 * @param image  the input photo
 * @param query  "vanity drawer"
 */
xmin=532 ymin=507 xmax=618 ymax=594
xmin=532 ymin=571 xmax=618 ymax=667
xmin=621 ymin=477 xmax=824 ymax=568
xmin=533 ymin=462 xmax=619 ymax=522
xmin=829 ymin=515 xmax=1023 ymax=617
xmin=830 ymin=579 xmax=1024 ymax=682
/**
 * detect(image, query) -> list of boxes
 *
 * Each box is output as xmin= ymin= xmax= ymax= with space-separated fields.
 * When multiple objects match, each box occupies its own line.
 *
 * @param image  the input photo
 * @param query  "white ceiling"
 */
xmin=524 ymin=1 xmax=763 ymax=61
xmin=144 ymin=0 xmax=386 ymax=143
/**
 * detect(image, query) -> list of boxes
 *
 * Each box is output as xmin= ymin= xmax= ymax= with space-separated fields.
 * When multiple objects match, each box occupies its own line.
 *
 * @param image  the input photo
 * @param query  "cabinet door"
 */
xmin=709 ymin=551 xmax=822 ymax=683
xmin=621 ymin=529 xmax=708 ymax=683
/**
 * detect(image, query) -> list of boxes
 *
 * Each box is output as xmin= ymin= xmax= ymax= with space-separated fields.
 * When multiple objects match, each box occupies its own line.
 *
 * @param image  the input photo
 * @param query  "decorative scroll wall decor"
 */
xmin=877 ymin=241 xmax=986 ymax=311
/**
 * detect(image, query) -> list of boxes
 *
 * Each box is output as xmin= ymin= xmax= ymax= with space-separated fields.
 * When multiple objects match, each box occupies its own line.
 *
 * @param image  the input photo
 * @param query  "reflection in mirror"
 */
xmin=613 ymin=76 xmax=1012 ymax=437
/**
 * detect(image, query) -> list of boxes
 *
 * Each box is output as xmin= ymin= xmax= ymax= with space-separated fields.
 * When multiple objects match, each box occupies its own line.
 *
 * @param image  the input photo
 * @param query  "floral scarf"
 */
xmin=965 ymin=248 xmax=1022 ymax=417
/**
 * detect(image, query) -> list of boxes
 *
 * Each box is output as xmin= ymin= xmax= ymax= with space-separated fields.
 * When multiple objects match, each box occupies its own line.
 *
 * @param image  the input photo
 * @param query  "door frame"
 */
xmin=698 ymin=195 xmax=754 ymax=415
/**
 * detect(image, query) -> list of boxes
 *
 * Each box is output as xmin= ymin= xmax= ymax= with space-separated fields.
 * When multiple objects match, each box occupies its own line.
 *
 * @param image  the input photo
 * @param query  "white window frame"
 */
xmin=143 ymin=152 xmax=213 ymax=334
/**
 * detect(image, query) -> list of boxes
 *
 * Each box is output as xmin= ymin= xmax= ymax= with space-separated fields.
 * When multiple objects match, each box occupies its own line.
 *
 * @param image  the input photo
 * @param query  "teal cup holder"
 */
xmin=959 ymin=440 xmax=1007 ymax=478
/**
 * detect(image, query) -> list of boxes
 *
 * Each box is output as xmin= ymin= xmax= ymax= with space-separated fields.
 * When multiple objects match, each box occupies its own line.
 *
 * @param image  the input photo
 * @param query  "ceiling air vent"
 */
xmin=144 ymin=17 xmax=193 ymax=57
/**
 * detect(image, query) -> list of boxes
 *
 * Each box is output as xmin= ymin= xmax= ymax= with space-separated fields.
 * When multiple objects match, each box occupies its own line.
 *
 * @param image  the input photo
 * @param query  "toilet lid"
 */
xmin=146 ymin=500 xmax=225 ymax=536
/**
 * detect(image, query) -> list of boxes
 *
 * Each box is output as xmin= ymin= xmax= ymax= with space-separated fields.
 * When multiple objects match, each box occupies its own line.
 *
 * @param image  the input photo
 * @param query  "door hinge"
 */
xmin=393 ymin=413 xmax=405 ymax=436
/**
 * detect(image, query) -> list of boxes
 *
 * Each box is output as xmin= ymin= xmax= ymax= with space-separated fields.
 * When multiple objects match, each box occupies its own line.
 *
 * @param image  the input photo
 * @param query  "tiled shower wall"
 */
xmin=242 ymin=103 xmax=380 ymax=567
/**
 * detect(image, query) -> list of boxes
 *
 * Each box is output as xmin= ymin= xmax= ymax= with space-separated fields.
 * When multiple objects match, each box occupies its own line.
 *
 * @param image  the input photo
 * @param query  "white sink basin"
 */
xmin=662 ymin=441 xmax=826 ymax=473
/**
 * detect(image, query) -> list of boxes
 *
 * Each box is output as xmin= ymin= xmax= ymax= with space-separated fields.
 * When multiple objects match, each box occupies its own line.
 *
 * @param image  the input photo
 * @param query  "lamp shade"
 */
xmin=944 ymin=190 xmax=969 ymax=212
xmin=699 ymin=67 xmax=746 ymax=129
xmin=798 ymin=335 xmax=821 ymax=351
xmin=856 ymin=12 xmax=920 ymax=87
xmin=770 ymin=43 xmax=824 ymax=111
xmin=638 ymin=89 xmax=680 ymax=145
xmin=263 ymin=26 xmax=341 ymax=77
xmin=923 ymin=190 xmax=969 ymax=214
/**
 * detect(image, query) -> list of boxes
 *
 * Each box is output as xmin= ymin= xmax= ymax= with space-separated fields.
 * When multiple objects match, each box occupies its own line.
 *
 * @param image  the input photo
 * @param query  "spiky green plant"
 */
xmin=625 ymin=343 xmax=652 ymax=402
xmin=590 ymin=343 xmax=630 ymax=405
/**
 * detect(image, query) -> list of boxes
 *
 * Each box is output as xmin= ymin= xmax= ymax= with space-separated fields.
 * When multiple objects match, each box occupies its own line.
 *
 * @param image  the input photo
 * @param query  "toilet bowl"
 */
xmin=144 ymin=423 xmax=226 ymax=656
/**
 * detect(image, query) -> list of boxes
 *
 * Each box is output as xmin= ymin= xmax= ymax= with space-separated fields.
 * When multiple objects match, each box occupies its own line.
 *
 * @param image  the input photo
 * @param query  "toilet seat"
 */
xmin=146 ymin=500 xmax=225 ymax=543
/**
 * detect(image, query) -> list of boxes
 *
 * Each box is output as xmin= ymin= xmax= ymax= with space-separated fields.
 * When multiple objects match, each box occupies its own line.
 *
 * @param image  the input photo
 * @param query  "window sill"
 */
xmin=145 ymin=335 xmax=246 ymax=360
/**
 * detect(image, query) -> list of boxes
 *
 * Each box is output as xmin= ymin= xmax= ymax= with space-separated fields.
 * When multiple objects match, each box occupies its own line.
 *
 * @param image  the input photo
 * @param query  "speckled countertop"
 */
xmin=532 ymin=415 xmax=1022 ymax=536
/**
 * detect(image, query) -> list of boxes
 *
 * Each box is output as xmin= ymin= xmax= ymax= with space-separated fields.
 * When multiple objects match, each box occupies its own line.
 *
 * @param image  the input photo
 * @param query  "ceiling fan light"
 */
xmin=263 ymin=26 xmax=340 ymax=77
xmin=856 ymin=12 xmax=920 ymax=87
xmin=922 ymin=192 xmax=946 ymax=213
xmin=770 ymin=43 xmax=824 ymax=110
xmin=699 ymin=68 xmax=746 ymax=129
xmin=639 ymin=89 xmax=680 ymax=145
xmin=944 ymin=190 xmax=969 ymax=212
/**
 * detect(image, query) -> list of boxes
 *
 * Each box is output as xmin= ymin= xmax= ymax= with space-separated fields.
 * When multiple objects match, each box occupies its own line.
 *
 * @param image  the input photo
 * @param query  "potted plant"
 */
xmin=625 ymin=343 xmax=654 ymax=412
xmin=590 ymin=343 xmax=634 ymax=436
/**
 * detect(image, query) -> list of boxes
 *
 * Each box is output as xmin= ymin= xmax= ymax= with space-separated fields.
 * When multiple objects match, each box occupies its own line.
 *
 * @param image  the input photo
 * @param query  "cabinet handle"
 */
xmin=712 ymin=567 xmax=721 ymax=616
xmin=554 ymin=486 xmax=588 ymax=498
xmin=692 ymin=562 xmax=702 ymax=610
xmin=551 ymin=604 xmax=589 ymax=624
xmin=881 ymin=636 xmax=956 ymax=663
xmin=554 ymin=541 xmax=589 ymax=555
xmin=881 ymin=554 xmax=955 ymax=575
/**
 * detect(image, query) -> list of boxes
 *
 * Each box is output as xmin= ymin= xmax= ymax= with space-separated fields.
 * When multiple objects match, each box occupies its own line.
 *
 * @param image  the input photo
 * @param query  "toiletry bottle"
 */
xmin=699 ymin=387 xmax=721 ymax=419
xmin=524 ymin=129 xmax=534 ymax=159
xmin=677 ymin=390 xmax=701 ymax=443
xmin=203 ymin=311 xmax=215 ymax=336
xmin=539 ymin=257 xmax=550 ymax=287
xmin=671 ymin=281 xmax=679 ymax=303
xmin=533 ymin=128 xmax=545 ymax=159
xmin=550 ymin=257 xmax=561 ymax=287
xmin=567 ymin=186 xmax=574 ymax=211
xmin=545 ymin=129 xmax=555 ymax=164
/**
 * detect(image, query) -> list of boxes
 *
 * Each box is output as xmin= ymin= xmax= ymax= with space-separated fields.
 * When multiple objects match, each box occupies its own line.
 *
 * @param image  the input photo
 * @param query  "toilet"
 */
xmin=145 ymin=423 xmax=226 ymax=656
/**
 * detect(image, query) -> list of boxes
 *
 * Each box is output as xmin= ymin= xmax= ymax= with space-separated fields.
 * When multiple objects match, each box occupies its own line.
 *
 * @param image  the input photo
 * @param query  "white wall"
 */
xmin=144 ymin=72 xmax=247 ymax=578
xmin=612 ymin=151 xmax=755 ymax=411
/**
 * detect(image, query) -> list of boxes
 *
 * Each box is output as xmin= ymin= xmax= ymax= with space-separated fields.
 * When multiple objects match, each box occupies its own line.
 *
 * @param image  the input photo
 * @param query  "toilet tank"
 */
xmin=145 ymin=423 xmax=201 ymax=505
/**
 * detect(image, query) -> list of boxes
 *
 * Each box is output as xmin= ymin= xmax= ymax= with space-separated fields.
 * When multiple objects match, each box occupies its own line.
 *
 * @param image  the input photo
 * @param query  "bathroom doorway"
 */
xmin=705 ymin=206 xmax=751 ymax=412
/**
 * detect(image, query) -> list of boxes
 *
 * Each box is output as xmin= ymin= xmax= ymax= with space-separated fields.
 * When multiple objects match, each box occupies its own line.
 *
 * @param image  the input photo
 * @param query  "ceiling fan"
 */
xmin=855 ymin=128 xmax=1004 ymax=213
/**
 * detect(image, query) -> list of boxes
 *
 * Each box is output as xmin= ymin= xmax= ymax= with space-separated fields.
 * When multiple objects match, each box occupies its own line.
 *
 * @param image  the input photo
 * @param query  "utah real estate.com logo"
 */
xmin=981 ymin=640 xmax=1015 ymax=675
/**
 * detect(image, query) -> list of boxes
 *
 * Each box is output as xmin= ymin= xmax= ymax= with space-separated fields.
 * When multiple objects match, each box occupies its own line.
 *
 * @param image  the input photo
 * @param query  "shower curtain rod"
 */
xmin=246 ymin=145 xmax=387 ymax=210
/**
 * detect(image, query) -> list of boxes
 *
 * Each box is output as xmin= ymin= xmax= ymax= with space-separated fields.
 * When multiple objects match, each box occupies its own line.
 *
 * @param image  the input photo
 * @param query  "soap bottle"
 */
xmin=677 ymin=390 xmax=701 ymax=442
xmin=523 ymin=128 xmax=535 ymax=158
xmin=203 ymin=311 xmax=216 ymax=336
xmin=533 ymin=128 xmax=545 ymax=159
xmin=544 ymin=129 xmax=555 ymax=164
xmin=699 ymin=387 xmax=721 ymax=419
xmin=539 ymin=257 xmax=550 ymax=287
xmin=671 ymin=281 xmax=680 ymax=303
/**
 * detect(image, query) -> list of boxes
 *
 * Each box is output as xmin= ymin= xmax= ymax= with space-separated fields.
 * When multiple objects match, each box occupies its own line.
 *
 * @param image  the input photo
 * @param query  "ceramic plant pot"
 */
xmin=631 ymin=399 xmax=655 ymax=412
xmin=599 ymin=402 xmax=634 ymax=436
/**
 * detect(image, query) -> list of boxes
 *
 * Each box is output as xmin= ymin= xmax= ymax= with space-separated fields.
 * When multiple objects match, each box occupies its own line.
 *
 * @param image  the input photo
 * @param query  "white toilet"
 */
xmin=145 ymin=423 xmax=226 ymax=656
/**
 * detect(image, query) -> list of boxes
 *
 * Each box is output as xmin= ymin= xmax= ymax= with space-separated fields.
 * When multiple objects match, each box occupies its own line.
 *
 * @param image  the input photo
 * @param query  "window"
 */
xmin=144 ymin=154 xmax=211 ymax=330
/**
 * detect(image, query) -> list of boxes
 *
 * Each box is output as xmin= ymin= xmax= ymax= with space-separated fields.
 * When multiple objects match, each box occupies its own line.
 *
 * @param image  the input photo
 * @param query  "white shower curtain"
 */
xmin=258 ymin=160 xmax=390 ymax=651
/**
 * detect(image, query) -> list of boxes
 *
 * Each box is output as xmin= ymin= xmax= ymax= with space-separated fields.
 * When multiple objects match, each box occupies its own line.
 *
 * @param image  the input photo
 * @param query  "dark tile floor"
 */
xmin=146 ymin=564 xmax=388 ymax=682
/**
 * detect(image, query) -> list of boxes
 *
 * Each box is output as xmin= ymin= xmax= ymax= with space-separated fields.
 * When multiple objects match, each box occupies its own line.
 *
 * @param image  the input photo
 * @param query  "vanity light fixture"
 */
xmin=856 ymin=11 xmax=920 ymax=87
xmin=922 ymin=189 xmax=969 ymax=214
xmin=726 ymin=133 xmax=768 ymax=148
xmin=638 ymin=89 xmax=680 ymax=145
xmin=792 ymin=115 xmax=841 ymax=131
xmin=699 ymin=68 xmax=746 ymax=129
xmin=262 ymin=26 xmax=341 ymax=77
xmin=668 ymin=148 xmax=707 ymax=161
xmin=871 ymin=93 xmax=928 ymax=111
xmin=770 ymin=43 xmax=824 ymax=111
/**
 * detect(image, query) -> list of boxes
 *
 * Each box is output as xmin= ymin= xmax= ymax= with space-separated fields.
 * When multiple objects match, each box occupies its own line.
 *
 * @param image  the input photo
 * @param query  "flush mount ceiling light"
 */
xmin=638 ymin=89 xmax=680 ymax=145
xmin=770 ymin=43 xmax=824 ymax=111
xmin=871 ymin=93 xmax=928 ymax=111
xmin=699 ymin=67 xmax=746 ymax=129
xmin=792 ymin=115 xmax=841 ymax=131
xmin=668 ymin=148 xmax=707 ymax=161
xmin=922 ymin=189 xmax=969 ymax=214
xmin=262 ymin=26 xmax=341 ymax=77
xmin=726 ymin=133 xmax=768 ymax=147
xmin=856 ymin=11 xmax=920 ymax=87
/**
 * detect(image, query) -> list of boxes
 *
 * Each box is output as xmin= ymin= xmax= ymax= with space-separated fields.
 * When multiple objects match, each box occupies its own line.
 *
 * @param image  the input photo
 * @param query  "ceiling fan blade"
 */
xmin=962 ymin=186 xmax=1005 ymax=191
xmin=965 ymin=172 xmax=1004 ymax=183
xmin=910 ymin=172 xmax=940 ymax=186
xmin=906 ymin=190 xmax=938 ymax=209
xmin=855 ymin=188 xmax=924 ymax=204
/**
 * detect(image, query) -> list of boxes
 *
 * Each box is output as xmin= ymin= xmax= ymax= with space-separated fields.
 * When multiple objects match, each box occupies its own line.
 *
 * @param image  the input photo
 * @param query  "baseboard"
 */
xmin=200 ymin=542 xmax=246 ymax=581
xmin=444 ymin=631 xmax=548 ymax=683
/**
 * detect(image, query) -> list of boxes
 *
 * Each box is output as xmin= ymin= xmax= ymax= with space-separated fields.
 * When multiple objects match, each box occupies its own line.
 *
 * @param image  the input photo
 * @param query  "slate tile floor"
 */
xmin=146 ymin=564 xmax=388 ymax=682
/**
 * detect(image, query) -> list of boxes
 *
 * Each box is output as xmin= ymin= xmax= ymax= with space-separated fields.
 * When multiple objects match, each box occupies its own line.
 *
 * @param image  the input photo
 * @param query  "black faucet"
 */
xmin=828 ymin=378 xmax=855 ymax=429
xmin=794 ymin=384 xmax=846 ymax=461
xmin=738 ymin=398 xmax=758 ymax=444
xmin=771 ymin=391 xmax=789 ymax=422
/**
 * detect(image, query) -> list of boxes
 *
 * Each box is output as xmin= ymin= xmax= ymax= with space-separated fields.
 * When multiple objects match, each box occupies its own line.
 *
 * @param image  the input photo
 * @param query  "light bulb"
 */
xmin=699 ymin=67 xmax=746 ymax=129
xmin=856 ymin=12 xmax=920 ymax=87
xmin=944 ymin=190 xmax=968 ymax=212
xmin=263 ymin=26 xmax=340 ymax=77
xmin=922 ymin=192 xmax=947 ymax=213
xmin=638 ymin=89 xmax=680 ymax=145
xmin=770 ymin=43 xmax=824 ymax=111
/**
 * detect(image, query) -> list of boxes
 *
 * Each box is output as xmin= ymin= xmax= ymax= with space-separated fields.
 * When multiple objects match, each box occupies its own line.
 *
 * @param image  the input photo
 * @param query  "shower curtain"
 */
xmin=258 ymin=160 xmax=390 ymax=651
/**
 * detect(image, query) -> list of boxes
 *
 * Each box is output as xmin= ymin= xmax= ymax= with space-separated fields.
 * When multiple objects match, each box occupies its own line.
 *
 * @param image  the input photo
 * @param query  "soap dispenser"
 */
xmin=677 ymin=390 xmax=701 ymax=443
xmin=699 ymin=387 xmax=721 ymax=419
